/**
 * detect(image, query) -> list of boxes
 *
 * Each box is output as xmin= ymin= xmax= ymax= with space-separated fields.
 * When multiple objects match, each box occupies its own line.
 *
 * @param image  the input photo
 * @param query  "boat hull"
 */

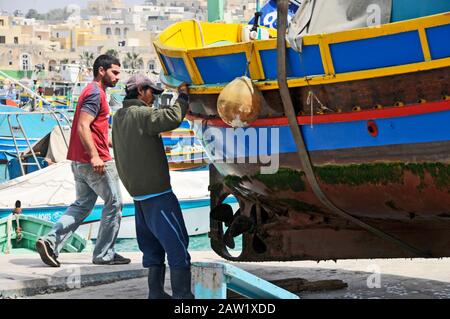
xmin=153 ymin=11 xmax=450 ymax=261
xmin=0 ymin=214 xmax=85 ymax=253
xmin=190 ymin=99 xmax=450 ymax=261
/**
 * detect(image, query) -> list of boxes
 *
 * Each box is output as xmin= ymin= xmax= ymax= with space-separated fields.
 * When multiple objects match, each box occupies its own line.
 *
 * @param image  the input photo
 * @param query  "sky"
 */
xmin=0 ymin=0 xmax=146 ymax=14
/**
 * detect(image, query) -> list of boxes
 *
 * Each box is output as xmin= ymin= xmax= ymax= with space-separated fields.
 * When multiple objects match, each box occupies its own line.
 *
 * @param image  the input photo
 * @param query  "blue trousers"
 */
xmin=45 ymin=161 xmax=122 ymax=262
xmin=134 ymin=192 xmax=191 ymax=269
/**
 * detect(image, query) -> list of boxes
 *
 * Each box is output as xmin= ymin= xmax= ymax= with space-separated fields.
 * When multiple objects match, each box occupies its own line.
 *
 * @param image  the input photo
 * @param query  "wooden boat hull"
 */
xmin=154 ymin=12 xmax=450 ymax=261
xmin=185 ymin=65 xmax=450 ymax=262
xmin=189 ymin=99 xmax=450 ymax=261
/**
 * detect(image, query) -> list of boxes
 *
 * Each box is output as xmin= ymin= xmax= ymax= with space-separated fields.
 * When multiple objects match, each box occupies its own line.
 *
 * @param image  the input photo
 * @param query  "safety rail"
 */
xmin=0 ymin=110 xmax=71 ymax=176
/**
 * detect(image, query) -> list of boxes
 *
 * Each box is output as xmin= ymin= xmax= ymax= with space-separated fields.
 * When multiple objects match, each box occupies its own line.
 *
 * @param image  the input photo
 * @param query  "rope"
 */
xmin=193 ymin=19 xmax=205 ymax=47
xmin=5 ymin=216 xmax=12 ymax=254
xmin=244 ymin=44 xmax=256 ymax=78
xmin=306 ymin=90 xmax=334 ymax=128
xmin=306 ymin=91 xmax=314 ymax=128
xmin=297 ymin=38 xmax=334 ymax=121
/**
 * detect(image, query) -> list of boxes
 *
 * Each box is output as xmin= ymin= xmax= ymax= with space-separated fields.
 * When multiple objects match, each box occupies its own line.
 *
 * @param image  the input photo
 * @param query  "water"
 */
xmin=91 ymin=234 xmax=243 ymax=252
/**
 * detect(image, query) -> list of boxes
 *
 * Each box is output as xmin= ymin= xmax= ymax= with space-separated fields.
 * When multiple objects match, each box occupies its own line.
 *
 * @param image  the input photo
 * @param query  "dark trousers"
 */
xmin=134 ymin=192 xmax=191 ymax=269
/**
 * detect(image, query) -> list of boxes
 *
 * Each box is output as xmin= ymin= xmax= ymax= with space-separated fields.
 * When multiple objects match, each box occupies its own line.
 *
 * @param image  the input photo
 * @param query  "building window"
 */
xmin=0 ymin=20 xmax=4 ymax=26
xmin=38 ymin=35 xmax=42 ymax=40
xmin=14 ymin=37 xmax=18 ymax=44
xmin=106 ymin=27 xmax=112 ymax=35
xmin=56 ymin=32 xmax=59 ymax=37
xmin=21 ymin=53 xmax=30 ymax=71
xmin=124 ymin=28 xmax=129 ymax=36
xmin=48 ymin=60 xmax=57 ymax=71
xmin=9 ymin=61 xmax=12 ymax=66
xmin=115 ymin=28 xmax=121 ymax=36
xmin=0 ymin=36 xmax=5 ymax=44
xmin=148 ymin=61 xmax=155 ymax=71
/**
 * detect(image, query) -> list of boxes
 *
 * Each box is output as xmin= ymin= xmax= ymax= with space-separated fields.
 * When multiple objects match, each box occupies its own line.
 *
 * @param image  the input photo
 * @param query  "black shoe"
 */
xmin=93 ymin=254 xmax=131 ymax=265
xmin=35 ymin=239 xmax=60 ymax=267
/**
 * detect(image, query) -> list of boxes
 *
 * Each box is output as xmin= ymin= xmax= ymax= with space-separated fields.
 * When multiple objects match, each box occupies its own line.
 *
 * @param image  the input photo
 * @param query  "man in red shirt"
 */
xmin=36 ymin=55 xmax=130 ymax=267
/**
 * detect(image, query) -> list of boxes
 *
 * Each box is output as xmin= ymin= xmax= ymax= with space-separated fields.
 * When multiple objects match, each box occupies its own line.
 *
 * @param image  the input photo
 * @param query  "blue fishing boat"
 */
xmin=0 ymin=105 xmax=65 ymax=161
xmin=154 ymin=0 xmax=450 ymax=261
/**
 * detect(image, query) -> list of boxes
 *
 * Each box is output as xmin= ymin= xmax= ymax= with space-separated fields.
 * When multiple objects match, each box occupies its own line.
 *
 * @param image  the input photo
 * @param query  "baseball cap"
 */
xmin=126 ymin=74 xmax=164 ymax=94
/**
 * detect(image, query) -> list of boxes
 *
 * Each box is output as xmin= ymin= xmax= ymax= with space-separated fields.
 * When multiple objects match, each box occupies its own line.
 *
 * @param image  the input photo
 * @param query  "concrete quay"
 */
xmin=0 ymin=251 xmax=449 ymax=299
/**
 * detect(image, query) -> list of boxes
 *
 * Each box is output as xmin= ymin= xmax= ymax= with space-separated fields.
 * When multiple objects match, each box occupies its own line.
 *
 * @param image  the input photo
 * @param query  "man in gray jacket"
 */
xmin=112 ymin=74 xmax=194 ymax=299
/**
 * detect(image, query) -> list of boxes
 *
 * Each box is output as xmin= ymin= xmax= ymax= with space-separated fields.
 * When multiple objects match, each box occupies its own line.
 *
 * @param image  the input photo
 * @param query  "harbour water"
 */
xmin=95 ymin=234 xmax=242 ymax=252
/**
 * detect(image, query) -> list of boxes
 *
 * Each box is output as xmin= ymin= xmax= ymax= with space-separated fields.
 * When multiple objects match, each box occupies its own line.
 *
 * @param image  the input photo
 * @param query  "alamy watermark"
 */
xmin=166 ymin=120 xmax=281 ymax=175
xmin=47 ymin=266 xmax=82 ymax=292
xmin=66 ymin=265 xmax=81 ymax=289
xmin=366 ymin=264 xmax=382 ymax=289
xmin=367 ymin=4 xmax=382 ymax=27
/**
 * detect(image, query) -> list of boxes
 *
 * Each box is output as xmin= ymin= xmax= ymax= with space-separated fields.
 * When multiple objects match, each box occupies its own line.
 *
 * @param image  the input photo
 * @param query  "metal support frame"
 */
xmin=192 ymin=262 xmax=299 ymax=299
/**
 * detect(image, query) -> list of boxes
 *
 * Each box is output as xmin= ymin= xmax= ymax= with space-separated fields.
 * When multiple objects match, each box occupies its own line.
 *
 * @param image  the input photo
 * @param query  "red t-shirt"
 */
xmin=67 ymin=82 xmax=112 ymax=163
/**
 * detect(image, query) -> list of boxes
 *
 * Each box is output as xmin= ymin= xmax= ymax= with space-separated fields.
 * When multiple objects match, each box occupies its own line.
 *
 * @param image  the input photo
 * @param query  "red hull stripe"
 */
xmin=187 ymin=100 xmax=450 ymax=127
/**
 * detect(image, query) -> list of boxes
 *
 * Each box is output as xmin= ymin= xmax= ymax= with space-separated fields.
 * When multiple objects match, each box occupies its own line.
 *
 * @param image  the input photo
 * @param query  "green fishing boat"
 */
xmin=0 ymin=214 xmax=86 ymax=254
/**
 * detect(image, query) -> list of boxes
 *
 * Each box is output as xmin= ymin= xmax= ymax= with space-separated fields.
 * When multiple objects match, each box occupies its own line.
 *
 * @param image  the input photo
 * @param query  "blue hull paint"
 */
xmin=195 ymin=53 xmax=248 ymax=84
xmin=195 ymin=109 xmax=450 ymax=158
xmin=162 ymin=135 xmax=196 ymax=147
xmin=260 ymin=46 xmax=324 ymax=80
xmin=160 ymin=55 xmax=192 ymax=84
xmin=330 ymin=31 xmax=424 ymax=73
xmin=427 ymin=24 xmax=450 ymax=60
xmin=0 ymin=138 xmax=41 ymax=161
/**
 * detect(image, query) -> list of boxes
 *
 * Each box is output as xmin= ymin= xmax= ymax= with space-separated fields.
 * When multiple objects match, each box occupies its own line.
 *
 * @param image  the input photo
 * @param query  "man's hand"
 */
xmin=177 ymin=83 xmax=189 ymax=95
xmin=91 ymin=156 xmax=105 ymax=175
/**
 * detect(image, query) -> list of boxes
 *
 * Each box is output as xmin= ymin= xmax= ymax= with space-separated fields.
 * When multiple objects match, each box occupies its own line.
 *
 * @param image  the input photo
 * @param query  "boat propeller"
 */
xmin=210 ymin=203 xmax=234 ymax=227
xmin=223 ymin=214 xmax=254 ymax=249
xmin=211 ymin=204 xmax=255 ymax=249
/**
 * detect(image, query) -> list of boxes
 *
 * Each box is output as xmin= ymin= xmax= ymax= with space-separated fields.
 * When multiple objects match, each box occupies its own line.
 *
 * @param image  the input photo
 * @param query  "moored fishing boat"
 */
xmin=0 ymin=213 xmax=86 ymax=254
xmin=153 ymin=0 xmax=450 ymax=261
